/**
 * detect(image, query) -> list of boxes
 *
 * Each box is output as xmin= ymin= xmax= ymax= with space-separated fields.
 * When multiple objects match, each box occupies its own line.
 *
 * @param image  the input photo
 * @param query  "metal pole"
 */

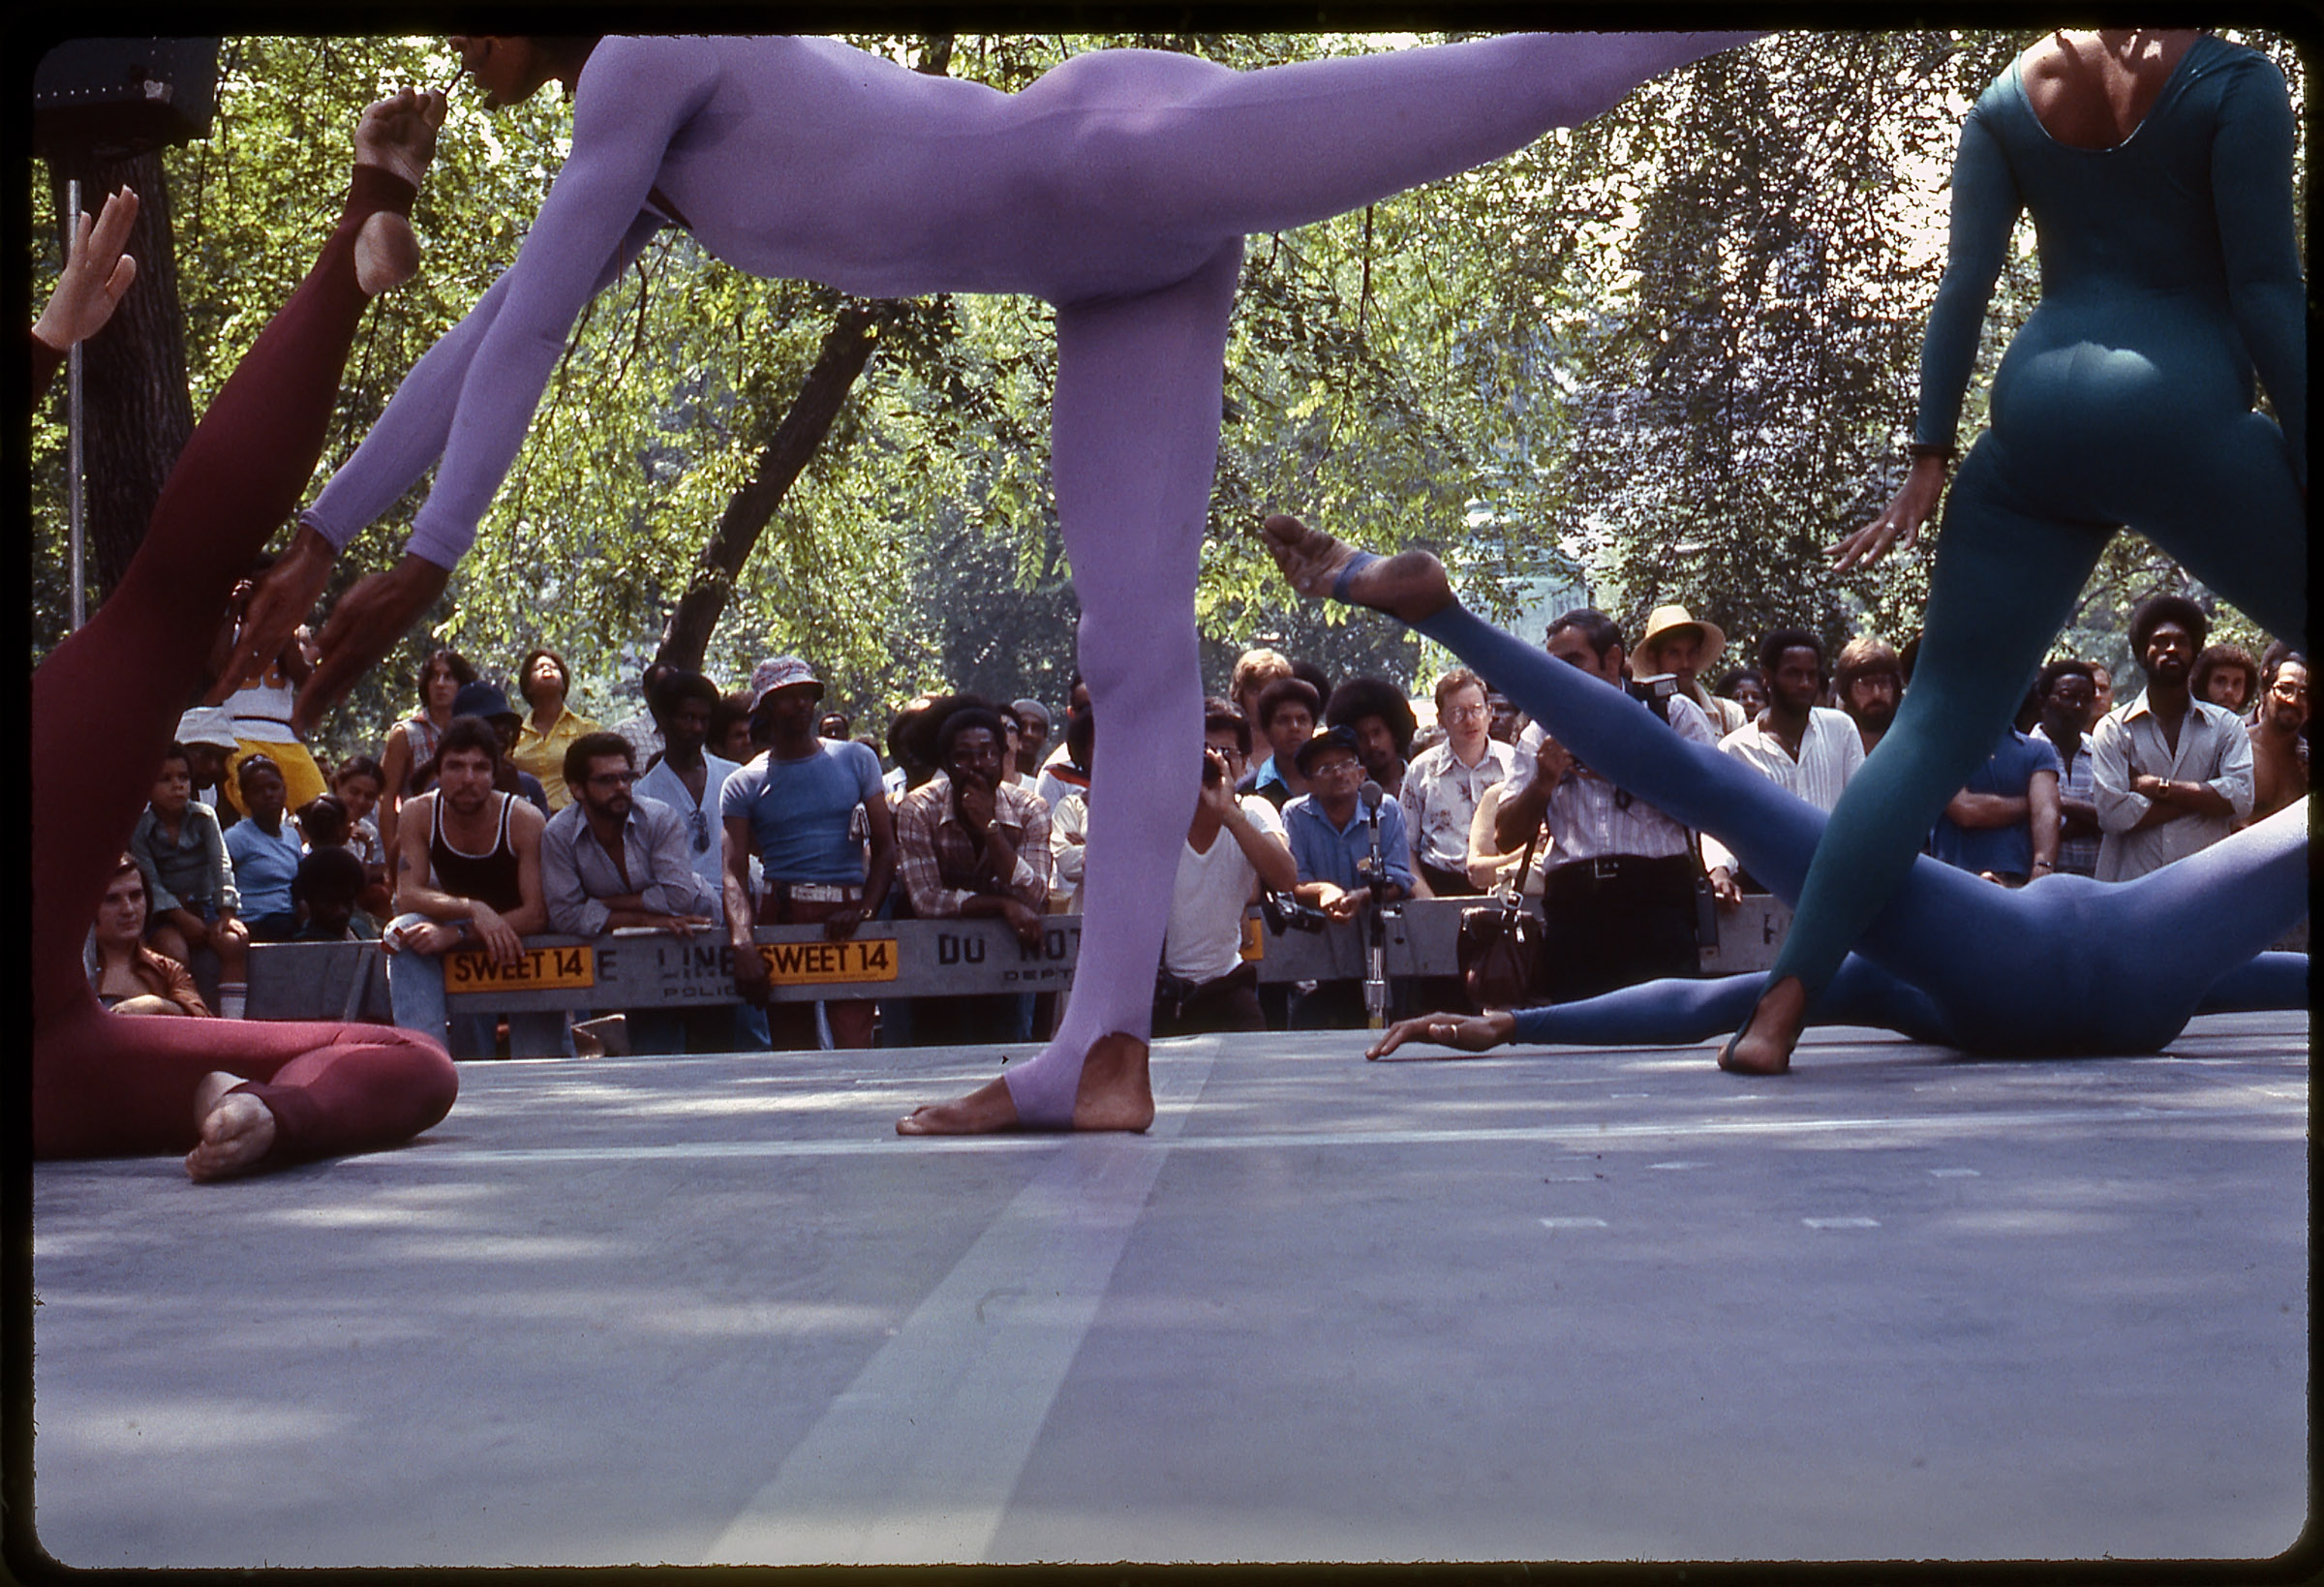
xmin=65 ymin=177 xmax=86 ymax=632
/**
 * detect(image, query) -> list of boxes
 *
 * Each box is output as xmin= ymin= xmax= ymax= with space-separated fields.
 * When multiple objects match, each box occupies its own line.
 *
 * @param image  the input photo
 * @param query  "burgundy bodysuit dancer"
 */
xmin=33 ymin=167 xmax=457 ymax=1169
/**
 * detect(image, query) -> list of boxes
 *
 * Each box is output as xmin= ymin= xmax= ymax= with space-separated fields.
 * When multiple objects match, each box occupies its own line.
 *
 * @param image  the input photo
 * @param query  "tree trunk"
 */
xmin=44 ymin=147 xmax=194 ymax=606
xmin=657 ymin=299 xmax=893 ymax=672
xmin=656 ymin=34 xmax=953 ymax=674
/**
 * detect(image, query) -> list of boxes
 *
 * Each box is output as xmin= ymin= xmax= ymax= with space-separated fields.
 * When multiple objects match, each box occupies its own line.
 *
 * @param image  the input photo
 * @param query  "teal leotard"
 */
xmin=1768 ymin=34 xmax=2308 ymax=1010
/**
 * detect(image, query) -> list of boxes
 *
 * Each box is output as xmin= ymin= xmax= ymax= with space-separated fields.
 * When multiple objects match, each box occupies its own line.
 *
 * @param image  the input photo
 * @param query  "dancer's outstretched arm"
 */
xmin=30 ymin=185 xmax=139 ymax=402
xmin=1368 ymin=956 xmax=1954 ymax=1059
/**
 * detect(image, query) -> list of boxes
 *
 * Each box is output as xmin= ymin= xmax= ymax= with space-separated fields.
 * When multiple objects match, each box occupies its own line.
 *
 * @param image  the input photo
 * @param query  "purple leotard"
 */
xmin=305 ymin=31 xmax=1757 ymax=1124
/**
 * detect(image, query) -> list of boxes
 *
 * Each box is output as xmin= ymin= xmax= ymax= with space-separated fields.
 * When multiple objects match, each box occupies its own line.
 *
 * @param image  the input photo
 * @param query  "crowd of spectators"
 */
xmin=104 ymin=599 xmax=2307 ymax=1051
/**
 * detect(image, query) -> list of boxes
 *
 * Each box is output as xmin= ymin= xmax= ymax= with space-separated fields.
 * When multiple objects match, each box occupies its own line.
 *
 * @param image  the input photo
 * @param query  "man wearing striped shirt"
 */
xmin=1492 ymin=609 xmax=1728 ymax=1003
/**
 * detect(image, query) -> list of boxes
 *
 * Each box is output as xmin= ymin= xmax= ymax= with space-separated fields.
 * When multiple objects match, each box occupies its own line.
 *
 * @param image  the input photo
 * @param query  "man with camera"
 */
xmin=1491 ymin=608 xmax=1735 ymax=1003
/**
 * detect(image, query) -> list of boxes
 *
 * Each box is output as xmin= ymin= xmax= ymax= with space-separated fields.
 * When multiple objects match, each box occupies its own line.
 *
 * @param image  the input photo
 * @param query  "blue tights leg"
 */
xmin=1765 ymin=442 xmax=2108 ymax=1004
xmin=1504 ymin=957 xmax=1953 ymax=1050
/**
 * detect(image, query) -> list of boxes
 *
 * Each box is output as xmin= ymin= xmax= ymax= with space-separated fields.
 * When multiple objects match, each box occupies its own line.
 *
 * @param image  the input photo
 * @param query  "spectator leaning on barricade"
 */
xmin=132 ymin=741 xmax=250 ymax=1018
xmin=1326 ymin=676 xmax=1418 ymax=801
xmin=544 ymin=731 xmax=720 ymax=1054
xmin=712 ymin=688 xmax=757 ymax=765
xmin=1704 ymin=628 xmax=1863 ymax=894
xmin=2030 ymin=660 xmax=2103 ymax=876
xmin=224 ymin=754 xmax=306 ymax=942
xmin=1927 ymin=688 xmax=2063 ymax=888
xmin=2190 ymin=642 xmax=2261 ymax=717
xmin=1633 ymin=603 xmax=1747 ymax=736
xmin=894 ymin=700 xmax=1051 ymax=1046
xmin=1398 ymin=667 xmax=1516 ymax=899
xmin=1832 ymin=634 xmax=1906 ymax=757
xmin=450 ymin=680 xmax=551 ymax=814
xmin=722 ymin=656 xmax=895 ymax=1052
xmin=509 ymin=647 xmax=598 ymax=812
xmin=379 ymin=647 xmax=475 ymax=863
xmin=2091 ymin=595 xmax=2255 ymax=883
xmin=637 ymin=670 xmax=741 ymax=923
xmin=1153 ymin=700 xmax=1299 ymax=1036
xmin=1284 ymin=724 xmax=1414 ymax=1029
xmin=1241 ymin=674 xmax=1323 ymax=811
xmin=384 ymin=713 xmax=566 ymax=1058
xmin=87 ymin=856 xmax=210 ymax=1018
xmin=1493 ymin=608 xmax=1730 ymax=1004
xmin=2247 ymin=652 xmax=2309 ymax=823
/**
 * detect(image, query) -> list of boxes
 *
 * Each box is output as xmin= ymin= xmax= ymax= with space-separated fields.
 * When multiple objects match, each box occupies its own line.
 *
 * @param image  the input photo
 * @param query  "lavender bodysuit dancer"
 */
xmin=260 ymin=32 xmax=1758 ymax=1131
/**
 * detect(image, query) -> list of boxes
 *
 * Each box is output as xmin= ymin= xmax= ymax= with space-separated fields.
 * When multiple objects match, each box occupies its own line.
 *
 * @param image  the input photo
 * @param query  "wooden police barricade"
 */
xmin=240 ymin=898 xmax=1893 ymax=1022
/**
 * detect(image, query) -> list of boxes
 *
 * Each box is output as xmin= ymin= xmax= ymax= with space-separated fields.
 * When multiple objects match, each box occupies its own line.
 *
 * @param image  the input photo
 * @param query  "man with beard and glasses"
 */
xmin=2092 ymin=595 xmax=2254 ymax=882
xmin=1833 ymin=634 xmax=1906 ymax=757
xmin=384 ymin=714 xmax=564 ymax=1056
xmin=544 ymin=732 xmax=719 ymax=1053
xmin=2245 ymin=653 xmax=2309 ymax=824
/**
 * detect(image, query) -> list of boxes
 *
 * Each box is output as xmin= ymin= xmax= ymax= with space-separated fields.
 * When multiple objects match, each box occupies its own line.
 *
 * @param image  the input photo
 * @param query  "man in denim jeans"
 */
xmin=384 ymin=715 xmax=568 ymax=1057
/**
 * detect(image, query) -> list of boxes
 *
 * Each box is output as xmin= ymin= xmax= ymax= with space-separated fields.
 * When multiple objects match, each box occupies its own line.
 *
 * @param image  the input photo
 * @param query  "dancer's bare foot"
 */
xmin=896 ymin=1033 xmax=1154 ymax=1135
xmin=1260 ymin=513 xmax=1453 ymax=624
xmin=185 ymin=1073 xmax=277 ymax=1181
xmin=352 ymin=87 xmax=446 ymax=295
xmin=1720 ymin=975 xmax=1807 ymax=1076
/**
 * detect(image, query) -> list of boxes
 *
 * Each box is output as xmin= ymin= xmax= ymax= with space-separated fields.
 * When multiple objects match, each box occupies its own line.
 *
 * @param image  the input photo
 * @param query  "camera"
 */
xmin=1626 ymin=670 xmax=1682 ymax=723
xmin=1260 ymin=889 xmax=1330 ymax=935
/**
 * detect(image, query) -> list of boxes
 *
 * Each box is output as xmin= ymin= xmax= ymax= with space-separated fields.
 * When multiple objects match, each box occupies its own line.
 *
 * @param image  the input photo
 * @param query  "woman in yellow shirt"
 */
xmin=508 ymin=647 xmax=598 ymax=809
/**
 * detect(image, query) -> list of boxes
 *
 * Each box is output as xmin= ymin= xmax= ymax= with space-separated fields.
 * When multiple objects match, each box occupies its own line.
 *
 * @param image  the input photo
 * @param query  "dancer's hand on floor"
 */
xmin=291 ymin=553 xmax=450 ymax=734
xmin=1829 ymin=453 xmax=1948 ymax=573
xmin=1366 ymin=1010 xmax=1516 ymax=1060
xmin=34 ymin=186 xmax=138 ymax=354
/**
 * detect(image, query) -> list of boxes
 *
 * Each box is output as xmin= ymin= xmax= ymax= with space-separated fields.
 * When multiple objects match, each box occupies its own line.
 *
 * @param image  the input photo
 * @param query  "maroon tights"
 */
xmin=32 ymin=166 xmax=456 ymax=1165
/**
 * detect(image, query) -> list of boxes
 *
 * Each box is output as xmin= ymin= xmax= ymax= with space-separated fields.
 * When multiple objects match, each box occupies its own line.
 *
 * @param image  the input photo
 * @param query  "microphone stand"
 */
xmin=1360 ymin=780 xmax=1388 ymax=1030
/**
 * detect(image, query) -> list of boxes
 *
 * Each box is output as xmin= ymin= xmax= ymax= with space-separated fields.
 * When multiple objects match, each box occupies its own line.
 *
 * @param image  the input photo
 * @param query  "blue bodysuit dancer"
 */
xmin=218 ymin=31 xmax=1758 ymax=1132
xmin=1262 ymin=518 xmax=2309 ymax=1061
xmin=1725 ymin=30 xmax=2307 ymax=1072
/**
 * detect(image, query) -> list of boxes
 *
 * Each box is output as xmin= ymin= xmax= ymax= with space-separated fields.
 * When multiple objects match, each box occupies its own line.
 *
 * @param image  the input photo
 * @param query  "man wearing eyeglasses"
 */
xmin=1283 ymin=725 xmax=1415 ymax=1029
xmin=542 ymin=733 xmax=719 ymax=939
xmin=1397 ymin=667 xmax=1516 ymax=900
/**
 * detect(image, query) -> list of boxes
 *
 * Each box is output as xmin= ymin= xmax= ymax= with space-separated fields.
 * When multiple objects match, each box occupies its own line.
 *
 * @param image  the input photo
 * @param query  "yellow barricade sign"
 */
xmin=756 ymin=936 xmax=900 ymax=985
xmin=1238 ymin=914 xmax=1265 ymax=961
xmin=445 ymin=943 xmax=596 ymax=993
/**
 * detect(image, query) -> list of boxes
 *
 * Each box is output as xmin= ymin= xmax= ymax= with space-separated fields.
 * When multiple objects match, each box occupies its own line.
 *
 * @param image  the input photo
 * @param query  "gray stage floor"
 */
xmin=28 ymin=1011 xmax=2309 ymax=1568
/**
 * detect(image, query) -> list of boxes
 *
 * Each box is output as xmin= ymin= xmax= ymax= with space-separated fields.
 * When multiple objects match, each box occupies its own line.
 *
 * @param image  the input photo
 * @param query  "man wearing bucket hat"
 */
xmin=1632 ymin=602 xmax=1748 ymax=737
xmin=719 ymin=656 xmax=894 ymax=1049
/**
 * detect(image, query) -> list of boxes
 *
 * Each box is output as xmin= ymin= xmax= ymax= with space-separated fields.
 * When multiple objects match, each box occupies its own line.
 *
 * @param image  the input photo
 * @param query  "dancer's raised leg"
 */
xmin=1024 ymin=32 xmax=1758 ymax=258
xmin=897 ymin=243 xmax=1243 ymax=1135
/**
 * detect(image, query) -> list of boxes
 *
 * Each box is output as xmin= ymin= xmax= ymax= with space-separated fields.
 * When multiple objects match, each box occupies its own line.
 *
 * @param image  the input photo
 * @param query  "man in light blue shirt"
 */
xmin=1281 ymin=725 xmax=1413 ymax=1028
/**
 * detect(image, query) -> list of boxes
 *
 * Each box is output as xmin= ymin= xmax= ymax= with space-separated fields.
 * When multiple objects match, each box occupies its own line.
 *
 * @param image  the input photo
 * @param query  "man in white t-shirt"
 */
xmin=1155 ymin=701 xmax=1299 ymax=1035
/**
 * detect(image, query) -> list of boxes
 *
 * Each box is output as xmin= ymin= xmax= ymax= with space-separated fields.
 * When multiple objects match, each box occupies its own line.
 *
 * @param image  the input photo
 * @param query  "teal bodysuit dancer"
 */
xmin=1758 ymin=34 xmax=2306 ymax=1050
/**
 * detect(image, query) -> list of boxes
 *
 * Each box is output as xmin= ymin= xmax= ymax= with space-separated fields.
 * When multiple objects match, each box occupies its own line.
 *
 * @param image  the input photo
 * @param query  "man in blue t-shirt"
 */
xmin=719 ymin=656 xmax=894 ymax=1049
xmin=1927 ymin=714 xmax=2062 ymax=887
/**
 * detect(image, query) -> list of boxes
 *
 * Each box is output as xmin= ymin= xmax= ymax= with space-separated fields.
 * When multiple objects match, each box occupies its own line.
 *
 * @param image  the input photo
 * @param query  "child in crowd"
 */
xmin=290 ymin=846 xmax=382 ymax=942
xmin=330 ymin=754 xmax=393 ymax=918
xmin=224 ymin=755 xmax=306 ymax=942
xmin=130 ymin=743 xmax=251 ymax=1018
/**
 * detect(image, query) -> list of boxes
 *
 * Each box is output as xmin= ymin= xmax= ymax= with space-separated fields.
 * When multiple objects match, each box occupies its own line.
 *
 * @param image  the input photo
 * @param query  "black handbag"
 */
xmin=1456 ymin=831 xmax=1544 ymax=1010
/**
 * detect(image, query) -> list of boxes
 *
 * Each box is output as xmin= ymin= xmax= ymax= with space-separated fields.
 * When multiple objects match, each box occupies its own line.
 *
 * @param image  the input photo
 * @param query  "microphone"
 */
xmin=1359 ymin=780 xmax=1388 ymax=1030
xmin=1360 ymin=779 xmax=1384 ymax=823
